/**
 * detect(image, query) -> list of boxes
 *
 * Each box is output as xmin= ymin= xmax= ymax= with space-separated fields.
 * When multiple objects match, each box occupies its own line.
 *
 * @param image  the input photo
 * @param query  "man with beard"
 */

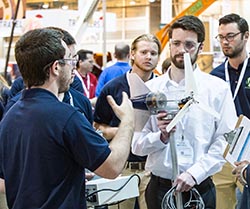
xmin=131 ymin=15 xmax=237 ymax=209
xmin=210 ymin=13 xmax=250 ymax=209
xmin=0 ymin=28 xmax=135 ymax=209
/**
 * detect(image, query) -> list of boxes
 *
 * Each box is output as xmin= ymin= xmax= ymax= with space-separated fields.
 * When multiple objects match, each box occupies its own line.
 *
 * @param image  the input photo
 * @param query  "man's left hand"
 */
xmin=174 ymin=172 xmax=196 ymax=192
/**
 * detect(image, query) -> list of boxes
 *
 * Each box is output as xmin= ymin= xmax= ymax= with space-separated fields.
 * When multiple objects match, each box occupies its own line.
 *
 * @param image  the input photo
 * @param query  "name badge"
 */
xmin=176 ymin=135 xmax=194 ymax=164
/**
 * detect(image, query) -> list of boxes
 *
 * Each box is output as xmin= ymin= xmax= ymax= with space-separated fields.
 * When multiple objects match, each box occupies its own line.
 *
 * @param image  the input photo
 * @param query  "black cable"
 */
xmin=86 ymin=174 xmax=141 ymax=206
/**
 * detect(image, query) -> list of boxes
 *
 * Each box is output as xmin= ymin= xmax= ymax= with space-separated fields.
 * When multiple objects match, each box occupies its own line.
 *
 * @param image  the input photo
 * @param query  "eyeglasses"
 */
xmin=215 ymin=32 xmax=242 ymax=42
xmin=43 ymin=55 xmax=78 ymax=71
xmin=170 ymin=39 xmax=200 ymax=51
xmin=58 ymin=58 xmax=78 ymax=67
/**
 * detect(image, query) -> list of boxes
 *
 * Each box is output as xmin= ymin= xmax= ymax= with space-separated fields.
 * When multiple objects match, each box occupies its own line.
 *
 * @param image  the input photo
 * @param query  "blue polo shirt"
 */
xmin=0 ymin=88 xmax=110 ymax=209
xmin=95 ymin=62 xmax=131 ymax=97
xmin=210 ymin=59 xmax=250 ymax=118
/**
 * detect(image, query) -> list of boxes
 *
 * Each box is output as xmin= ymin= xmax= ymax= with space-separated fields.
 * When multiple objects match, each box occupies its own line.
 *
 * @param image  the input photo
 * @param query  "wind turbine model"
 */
xmin=166 ymin=53 xmax=220 ymax=133
xmin=130 ymin=53 xmax=220 ymax=125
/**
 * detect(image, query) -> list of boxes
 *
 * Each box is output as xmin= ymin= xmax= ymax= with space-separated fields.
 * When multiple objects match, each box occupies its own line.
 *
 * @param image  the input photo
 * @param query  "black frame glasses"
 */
xmin=215 ymin=32 xmax=242 ymax=42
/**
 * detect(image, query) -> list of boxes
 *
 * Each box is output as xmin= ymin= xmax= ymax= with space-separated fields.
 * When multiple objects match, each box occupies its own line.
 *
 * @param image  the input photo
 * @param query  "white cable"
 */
xmin=161 ymin=186 xmax=205 ymax=209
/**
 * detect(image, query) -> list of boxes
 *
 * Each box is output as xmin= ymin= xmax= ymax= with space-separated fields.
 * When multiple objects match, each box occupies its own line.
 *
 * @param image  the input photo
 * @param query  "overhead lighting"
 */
xmin=42 ymin=3 xmax=49 ymax=9
xmin=62 ymin=5 xmax=69 ymax=10
xmin=129 ymin=0 xmax=136 ymax=5
xmin=149 ymin=0 xmax=155 ymax=2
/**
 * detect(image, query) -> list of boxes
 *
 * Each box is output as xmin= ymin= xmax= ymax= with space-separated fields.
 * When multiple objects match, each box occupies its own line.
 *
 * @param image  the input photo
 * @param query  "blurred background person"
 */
xmin=211 ymin=13 xmax=250 ymax=209
xmin=75 ymin=49 xmax=98 ymax=107
xmin=95 ymin=42 xmax=131 ymax=97
xmin=94 ymin=33 xmax=161 ymax=209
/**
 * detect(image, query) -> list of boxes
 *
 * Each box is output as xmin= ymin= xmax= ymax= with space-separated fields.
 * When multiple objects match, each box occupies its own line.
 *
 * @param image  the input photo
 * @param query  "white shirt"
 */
xmin=131 ymin=67 xmax=238 ymax=184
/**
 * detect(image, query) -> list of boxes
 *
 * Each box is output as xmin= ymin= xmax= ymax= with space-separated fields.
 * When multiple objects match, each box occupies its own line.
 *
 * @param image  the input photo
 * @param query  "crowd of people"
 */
xmin=0 ymin=13 xmax=249 ymax=209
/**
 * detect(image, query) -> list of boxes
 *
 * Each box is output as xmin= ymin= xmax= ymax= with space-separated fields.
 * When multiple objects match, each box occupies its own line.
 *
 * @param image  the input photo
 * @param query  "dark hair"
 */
xmin=168 ymin=15 xmax=205 ymax=43
xmin=219 ymin=13 xmax=249 ymax=34
xmin=130 ymin=34 xmax=161 ymax=65
xmin=46 ymin=26 xmax=76 ymax=45
xmin=114 ymin=43 xmax=130 ymax=60
xmin=15 ymin=28 xmax=65 ymax=88
xmin=76 ymin=49 xmax=93 ymax=68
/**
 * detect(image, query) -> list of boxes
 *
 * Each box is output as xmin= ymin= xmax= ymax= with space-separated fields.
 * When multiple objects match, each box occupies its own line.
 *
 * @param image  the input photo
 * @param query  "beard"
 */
xmin=223 ymin=44 xmax=245 ymax=59
xmin=58 ymin=84 xmax=70 ymax=94
xmin=171 ymin=52 xmax=198 ymax=69
xmin=58 ymin=75 xmax=72 ymax=94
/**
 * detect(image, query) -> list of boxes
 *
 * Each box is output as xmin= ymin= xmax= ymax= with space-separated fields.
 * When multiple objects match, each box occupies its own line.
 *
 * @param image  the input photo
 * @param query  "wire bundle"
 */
xmin=161 ymin=186 xmax=205 ymax=209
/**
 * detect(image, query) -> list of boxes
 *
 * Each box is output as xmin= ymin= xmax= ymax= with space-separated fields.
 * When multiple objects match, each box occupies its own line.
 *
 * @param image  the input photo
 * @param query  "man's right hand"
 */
xmin=94 ymin=92 xmax=135 ymax=179
xmin=107 ymin=92 xmax=134 ymax=124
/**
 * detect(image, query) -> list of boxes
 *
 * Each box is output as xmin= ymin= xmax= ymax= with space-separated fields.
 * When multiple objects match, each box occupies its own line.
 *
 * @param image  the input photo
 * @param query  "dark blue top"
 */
xmin=94 ymin=73 xmax=147 ymax=162
xmin=95 ymin=62 xmax=131 ymax=97
xmin=4 ymin=87 xmax=93 ymax=124
xmin=0 ymin=101 xmax=4 ymax=120
xmin=63 ymin=88 xmax=93 ymax=124
xmin=239 ymin=165 xmax=250 ymax=209
xmin=8 ymin=76 xmax=24 ymax=100
xmin=0 ymin=88 xmax=110 ymax=209
xmin=4 ymin=91 xmax=23 ymax=115
xmin=8 ymin=76 xmax=84 ymax=99
xmin=94 ymin=73 xmax=129 ymax=127
xmin=1 ymin=87 xmax=10 ymax=107
xmin=71 ymin=76 xmax=84 ymax=93
xmin=210 ymin=59 xmax=250 ymax=118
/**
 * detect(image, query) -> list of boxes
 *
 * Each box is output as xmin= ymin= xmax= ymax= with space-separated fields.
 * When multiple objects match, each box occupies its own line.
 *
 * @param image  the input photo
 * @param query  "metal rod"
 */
xmin=102 ymin=0 xmax=107 ymax=69
xmin=169 ymin=133 xmax=183 ymax=209
xmin=4 ymin=0 xmax=22 ymax=79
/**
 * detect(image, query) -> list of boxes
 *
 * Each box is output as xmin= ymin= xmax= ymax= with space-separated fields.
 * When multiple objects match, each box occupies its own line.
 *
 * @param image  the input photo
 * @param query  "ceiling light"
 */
xmin=62 ymin=5 xmax=69 ymax=10
xmin=129 ymin=0 xmax=136 ymax=5
xmin=149 ymin=0 xmax=155 ymax=2
xmin=42 ymin=3 xmax=49 ymax=9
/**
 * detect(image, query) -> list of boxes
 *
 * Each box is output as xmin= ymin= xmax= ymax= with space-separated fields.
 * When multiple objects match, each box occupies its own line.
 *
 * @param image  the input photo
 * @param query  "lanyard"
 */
xmin=82 ymin=74 xmax=90 ymax=98
xmin=225 ymin=55 xmax=249 ymax=100
xmin=75 ymin=70 xmax=90 ymax=98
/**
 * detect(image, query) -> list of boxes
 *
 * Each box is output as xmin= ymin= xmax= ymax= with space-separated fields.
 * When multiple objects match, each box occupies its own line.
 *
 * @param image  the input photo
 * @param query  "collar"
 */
xmin=165 ymin=65 xmax=201 ymax=89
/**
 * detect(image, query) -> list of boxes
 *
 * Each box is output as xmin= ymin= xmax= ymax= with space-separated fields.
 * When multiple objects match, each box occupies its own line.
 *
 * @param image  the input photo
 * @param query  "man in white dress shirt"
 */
xmin=132 ymin=15 xmax=238 ymax=209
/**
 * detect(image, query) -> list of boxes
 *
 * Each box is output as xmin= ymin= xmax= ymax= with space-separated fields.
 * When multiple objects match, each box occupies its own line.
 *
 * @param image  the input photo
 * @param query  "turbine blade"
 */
xmin=184 ymin=53 xmax=198 ymax=96
xmin=166 ymin=99 xmax=193 ymax=132
xmin=197 ymin=101 xmax=221 ymax=119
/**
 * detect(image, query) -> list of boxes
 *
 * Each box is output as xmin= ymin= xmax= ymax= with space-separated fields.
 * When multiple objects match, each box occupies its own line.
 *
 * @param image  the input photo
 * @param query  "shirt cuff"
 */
xmin=187 ymin=164 xmax=206 ymax=185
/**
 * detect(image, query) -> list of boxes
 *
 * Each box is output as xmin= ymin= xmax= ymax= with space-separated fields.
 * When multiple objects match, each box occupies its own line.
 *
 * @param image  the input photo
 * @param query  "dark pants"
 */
xmin=145 ymin=174 xmax=216 ymax=209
